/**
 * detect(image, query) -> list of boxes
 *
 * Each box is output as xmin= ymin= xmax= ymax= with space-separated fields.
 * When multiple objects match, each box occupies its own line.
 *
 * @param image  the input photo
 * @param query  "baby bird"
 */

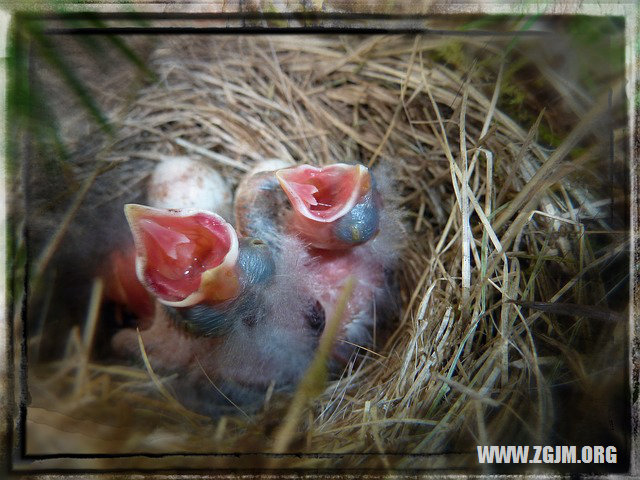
xmin=109 ymin=204 xmax=325 ymax=412
xmin=236 ymin=162 xmax=404 ymax=365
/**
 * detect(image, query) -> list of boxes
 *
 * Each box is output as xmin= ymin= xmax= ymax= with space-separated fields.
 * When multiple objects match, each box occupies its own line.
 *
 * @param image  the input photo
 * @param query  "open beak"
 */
xmin=124 ymin=204 xmax=241 ymax=307
xmin=276 ymin=163 xmax=380 ymax=249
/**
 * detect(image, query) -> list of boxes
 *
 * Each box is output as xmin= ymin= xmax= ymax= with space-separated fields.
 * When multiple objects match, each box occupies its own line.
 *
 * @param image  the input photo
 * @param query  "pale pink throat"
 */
xmin=125 ymin=204 xmax=240 ymax=307
xmin=275 ymin=164 xmax=371 ymax=249
xmin=276 ymin=164 xmax=369 ymax=222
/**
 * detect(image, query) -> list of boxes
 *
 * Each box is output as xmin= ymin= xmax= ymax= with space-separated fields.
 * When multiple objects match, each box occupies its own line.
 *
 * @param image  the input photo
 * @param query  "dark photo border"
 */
xmin=2 ymin=3 xmax=638 ymax=478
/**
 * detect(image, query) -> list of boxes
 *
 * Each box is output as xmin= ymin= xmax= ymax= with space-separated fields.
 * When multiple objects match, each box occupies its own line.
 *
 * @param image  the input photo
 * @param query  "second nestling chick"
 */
xmin=235 ymin=162 xmax=405 ymax=366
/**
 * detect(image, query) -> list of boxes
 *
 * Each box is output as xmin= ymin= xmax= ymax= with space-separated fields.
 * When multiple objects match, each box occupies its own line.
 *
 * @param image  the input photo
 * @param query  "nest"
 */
xmin=19 ymin=24 xmax=629 ymax=472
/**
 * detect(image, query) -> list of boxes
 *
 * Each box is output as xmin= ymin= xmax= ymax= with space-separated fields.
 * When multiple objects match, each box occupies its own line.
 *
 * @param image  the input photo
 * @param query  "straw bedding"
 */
xmin=21 ymin=30 xmax=628 ymax=471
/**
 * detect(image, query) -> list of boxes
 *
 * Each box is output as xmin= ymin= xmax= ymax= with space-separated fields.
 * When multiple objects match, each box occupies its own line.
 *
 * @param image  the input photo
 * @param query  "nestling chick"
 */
xmin=110 ymin=205 xmax=325 ymax=412
xmin=236 ymin=162 xmax=405 ymax=365
xmin=277 ymin=163 xmax=381 ymax=249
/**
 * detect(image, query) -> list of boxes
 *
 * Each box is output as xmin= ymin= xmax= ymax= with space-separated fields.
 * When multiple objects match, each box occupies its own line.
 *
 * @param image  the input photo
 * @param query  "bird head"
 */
xmin=276 ymin=163 xmax=381 ymax=249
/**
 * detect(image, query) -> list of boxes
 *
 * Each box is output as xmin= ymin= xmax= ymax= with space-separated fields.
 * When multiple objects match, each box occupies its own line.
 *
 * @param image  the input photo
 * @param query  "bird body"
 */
xmin=111 ymin=234 xmax=322 ymax=412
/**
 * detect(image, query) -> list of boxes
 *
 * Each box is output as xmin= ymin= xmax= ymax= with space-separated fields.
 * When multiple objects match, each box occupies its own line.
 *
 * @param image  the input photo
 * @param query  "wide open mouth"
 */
xmin=125 ymin=204 xmax=239 ymax=306
xmin=276 ymin=164 xmax=369 ymax=223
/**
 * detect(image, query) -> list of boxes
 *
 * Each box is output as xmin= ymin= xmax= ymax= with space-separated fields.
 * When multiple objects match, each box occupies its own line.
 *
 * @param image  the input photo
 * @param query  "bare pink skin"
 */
xmin=306 ymin=245 xmax=387 ymax=363
xmin=112 ymin=307 xmax=211 ymax=372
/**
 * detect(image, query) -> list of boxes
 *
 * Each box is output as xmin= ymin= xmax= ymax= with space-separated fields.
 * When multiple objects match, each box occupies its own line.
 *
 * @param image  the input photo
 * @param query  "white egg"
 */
xmin=147 ymin=156 xmax=233 ymax=220
xmin=248 ymin=158 xmax=294 ymax=175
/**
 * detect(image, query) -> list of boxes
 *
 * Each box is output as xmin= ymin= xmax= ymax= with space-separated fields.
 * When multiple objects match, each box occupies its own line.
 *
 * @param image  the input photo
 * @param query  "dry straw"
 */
xmin=23 ymin=32 xmax=627 ymax=470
